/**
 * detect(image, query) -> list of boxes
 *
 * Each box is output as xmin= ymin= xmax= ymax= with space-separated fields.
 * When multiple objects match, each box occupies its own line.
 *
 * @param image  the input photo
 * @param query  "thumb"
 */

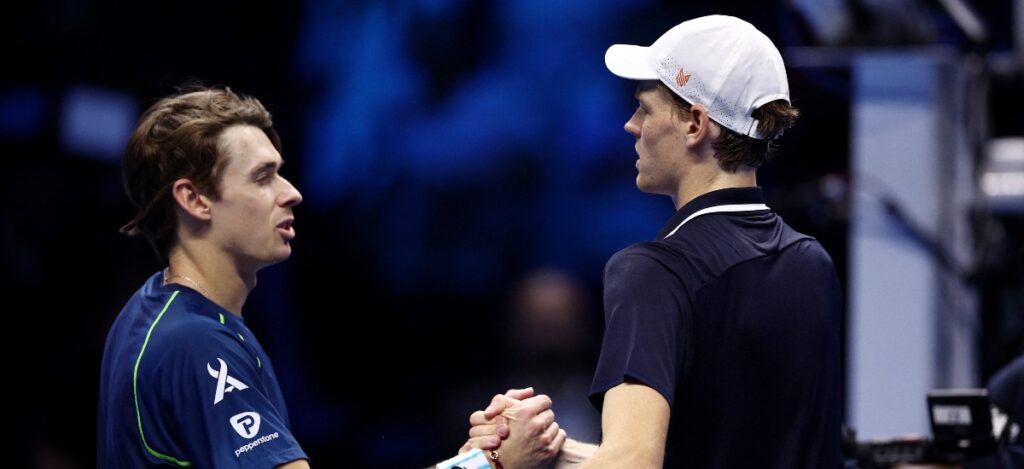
xmin=504 ymin=386 xmax=535 ymax=401
xmin=484 ymin=394 xmax=518 ymax=420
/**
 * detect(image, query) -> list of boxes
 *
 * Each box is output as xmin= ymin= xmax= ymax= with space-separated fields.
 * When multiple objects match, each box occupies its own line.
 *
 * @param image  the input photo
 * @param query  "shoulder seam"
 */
xmin=692 ymin=237 xmax=818 ymax=297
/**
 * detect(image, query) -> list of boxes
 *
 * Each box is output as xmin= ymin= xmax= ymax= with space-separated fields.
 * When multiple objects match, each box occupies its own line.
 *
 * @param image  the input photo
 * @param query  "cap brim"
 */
xmin=605 ymin=44 xmax=659 ymax=80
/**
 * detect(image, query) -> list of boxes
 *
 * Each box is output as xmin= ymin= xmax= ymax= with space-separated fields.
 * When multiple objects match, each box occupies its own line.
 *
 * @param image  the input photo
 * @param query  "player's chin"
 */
xmin=264 ymin=245 xmax=293 ymax=265
xmin=635 ymin=175 xmax=656 ymax=193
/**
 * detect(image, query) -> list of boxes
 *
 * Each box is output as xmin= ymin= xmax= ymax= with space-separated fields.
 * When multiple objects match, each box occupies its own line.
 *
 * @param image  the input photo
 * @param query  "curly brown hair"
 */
xmin=658 ymin=82 xmax=799 ymax=172
xmin=120 ymin=86 xmax=280 ymax=262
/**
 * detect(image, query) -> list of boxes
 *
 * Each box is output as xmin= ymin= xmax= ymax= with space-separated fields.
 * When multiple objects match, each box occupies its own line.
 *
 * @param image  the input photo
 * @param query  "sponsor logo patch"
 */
xmin=230 ymin=412 xmax=262 ymax=438
xmin=234 ymin=432 xmax=280 ymax=458
xmin=207 ymin=357 xmax=249 ymax=404
xmin=676 ymin=68 xmax=691 ymax=87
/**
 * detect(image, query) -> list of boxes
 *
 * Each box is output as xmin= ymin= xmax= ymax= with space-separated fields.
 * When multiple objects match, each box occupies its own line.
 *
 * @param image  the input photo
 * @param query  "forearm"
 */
xmin=577 ymin=443 xmax=661 ymax=469
xmin=557 ymin=437 xmax=660 ymax=469
xmin=555 ymin=438 xmax=598 ymax=468
xmin=576 ymin=383 xmax=667 ymax=469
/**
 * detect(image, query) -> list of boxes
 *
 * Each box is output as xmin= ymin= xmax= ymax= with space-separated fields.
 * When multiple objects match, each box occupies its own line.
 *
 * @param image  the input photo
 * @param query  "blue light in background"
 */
xmin=294 ymin=0 xmax=668 ymax=292
xmin=296 ymin=2 xmax=425 ymax=205
xmin=59 ymin=85 xmax=136 ymax=163
xmin=0 ymin=86 xmax=48 ymax=139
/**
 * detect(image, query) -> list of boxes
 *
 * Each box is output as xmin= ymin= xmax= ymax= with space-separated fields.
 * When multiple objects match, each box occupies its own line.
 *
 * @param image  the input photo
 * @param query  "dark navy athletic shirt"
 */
xmin=966 ymin=355 xmax=1024 ymax=469
xmin=98 ymin=272 xmax=307 ymax=468
xmin=590 ymin=187 xmax=841 ymax=468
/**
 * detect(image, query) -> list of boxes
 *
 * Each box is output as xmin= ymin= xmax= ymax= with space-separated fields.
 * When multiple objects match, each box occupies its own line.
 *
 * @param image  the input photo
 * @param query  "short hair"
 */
xmin=657 ymin=82 xmax=799 ymax=172
xmin=120 ymin=86 xmax=280 ymax=262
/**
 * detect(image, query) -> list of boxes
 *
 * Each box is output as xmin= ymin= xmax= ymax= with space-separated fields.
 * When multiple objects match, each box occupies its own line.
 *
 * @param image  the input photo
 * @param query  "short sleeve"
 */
xmin=145 ymin=326 xmax=308 ymax=468
xmin=589 ymin=245 xmax=693 ymax=409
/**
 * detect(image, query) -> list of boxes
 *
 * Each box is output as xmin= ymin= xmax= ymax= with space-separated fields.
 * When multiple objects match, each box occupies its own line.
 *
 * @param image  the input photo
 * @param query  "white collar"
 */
xmin=663 ymin=203 xmax=770 ymax=239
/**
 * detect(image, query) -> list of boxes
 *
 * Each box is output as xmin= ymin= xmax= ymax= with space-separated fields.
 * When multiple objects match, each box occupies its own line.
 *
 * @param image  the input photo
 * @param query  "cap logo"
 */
xmin=675 ymin=69 xmax=691 ymax=87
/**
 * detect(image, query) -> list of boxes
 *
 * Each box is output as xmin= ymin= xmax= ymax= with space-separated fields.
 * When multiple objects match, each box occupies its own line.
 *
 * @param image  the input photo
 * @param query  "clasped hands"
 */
xmin=458 ymin=387 xmax=567 ymax=469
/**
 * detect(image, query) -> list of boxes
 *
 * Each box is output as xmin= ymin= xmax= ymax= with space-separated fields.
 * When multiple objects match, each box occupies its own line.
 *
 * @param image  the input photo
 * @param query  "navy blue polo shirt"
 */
xmin=98 ymin=272 xmax=307 ymax=468
xmin=966 ymin=355 xmax=1024 ymax=469
xmin=590 ymin=187 xmax=841 ymax=468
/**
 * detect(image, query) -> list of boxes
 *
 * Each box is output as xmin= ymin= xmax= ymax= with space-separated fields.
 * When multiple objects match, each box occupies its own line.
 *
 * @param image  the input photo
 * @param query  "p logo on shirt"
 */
xmin=230 ymin=412 xmax=262 ymax=439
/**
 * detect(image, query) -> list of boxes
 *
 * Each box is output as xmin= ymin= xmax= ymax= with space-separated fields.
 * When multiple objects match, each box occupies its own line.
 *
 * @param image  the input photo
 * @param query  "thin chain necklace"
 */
xmin=163 ymin=267 xmax=213 ymax=299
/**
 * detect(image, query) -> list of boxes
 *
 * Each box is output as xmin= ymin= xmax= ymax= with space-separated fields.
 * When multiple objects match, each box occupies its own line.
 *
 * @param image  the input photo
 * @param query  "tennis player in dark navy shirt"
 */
xmin=98 ymin=87 xmax=309 ymax=468
xmin=589 ymin=186 xmax=841 ymax=468
xmin=465 ymin=15 xmax=841 ymax=468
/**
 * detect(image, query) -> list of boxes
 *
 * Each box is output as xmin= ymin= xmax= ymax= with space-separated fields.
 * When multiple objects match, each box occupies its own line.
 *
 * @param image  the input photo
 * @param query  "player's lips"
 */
xmin=277 ymin=218 xmax=295 ymax=240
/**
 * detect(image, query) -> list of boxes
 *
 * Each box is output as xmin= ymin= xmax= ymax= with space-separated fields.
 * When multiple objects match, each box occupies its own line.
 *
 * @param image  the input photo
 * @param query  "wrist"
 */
xmin=488 ymin=450 xmax=504 ymax=469
xmin=557 ymin=438 xmax=597 ymax=465
xmin=435 ymin=448 xmax=492 ymax=469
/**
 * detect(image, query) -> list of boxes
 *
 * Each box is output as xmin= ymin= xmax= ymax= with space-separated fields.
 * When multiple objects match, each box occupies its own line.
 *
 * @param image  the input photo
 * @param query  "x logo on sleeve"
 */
xmin=207 ymin=358 xmax=249 ymax=404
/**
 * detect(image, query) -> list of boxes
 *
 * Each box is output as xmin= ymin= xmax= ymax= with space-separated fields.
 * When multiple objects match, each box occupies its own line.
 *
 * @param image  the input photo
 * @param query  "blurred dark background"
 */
xmin=2 ymin=0 xmax=1021 ymax=467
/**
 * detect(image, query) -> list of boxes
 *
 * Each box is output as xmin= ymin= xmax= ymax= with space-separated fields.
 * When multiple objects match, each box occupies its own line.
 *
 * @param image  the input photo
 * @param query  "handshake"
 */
xmin=436 ymin=387 xmax=593 ymax=469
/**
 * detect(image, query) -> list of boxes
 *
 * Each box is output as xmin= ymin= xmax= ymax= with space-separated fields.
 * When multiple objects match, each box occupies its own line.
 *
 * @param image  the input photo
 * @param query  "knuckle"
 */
xmin=538 ymin=410 xmax=555 ymax=424
xmin=469 ymin=412 xmax=484 ymax=425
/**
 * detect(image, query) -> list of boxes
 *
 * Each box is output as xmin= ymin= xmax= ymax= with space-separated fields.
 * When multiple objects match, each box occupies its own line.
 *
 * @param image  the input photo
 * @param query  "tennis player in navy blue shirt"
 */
xmin=464 ymin=16 xmax=841 ymax=468
xmin=98 ymin=87 xmax=309 ymax=468
xmin=589 ymin=186 xmax=841 ymax=468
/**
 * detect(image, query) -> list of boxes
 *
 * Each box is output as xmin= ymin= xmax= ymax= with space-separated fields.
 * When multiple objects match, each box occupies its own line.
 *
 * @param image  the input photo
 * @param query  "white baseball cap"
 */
xmin=605 ymin=15 xmax=790 ymax=139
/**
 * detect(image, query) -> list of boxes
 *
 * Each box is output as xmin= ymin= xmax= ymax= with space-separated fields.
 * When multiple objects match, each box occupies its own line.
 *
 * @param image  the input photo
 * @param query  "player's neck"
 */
xmin=672 ymin=165 xmax=757 ymax=210
xmin=165 ymin=245 xmax=253 ymax=316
